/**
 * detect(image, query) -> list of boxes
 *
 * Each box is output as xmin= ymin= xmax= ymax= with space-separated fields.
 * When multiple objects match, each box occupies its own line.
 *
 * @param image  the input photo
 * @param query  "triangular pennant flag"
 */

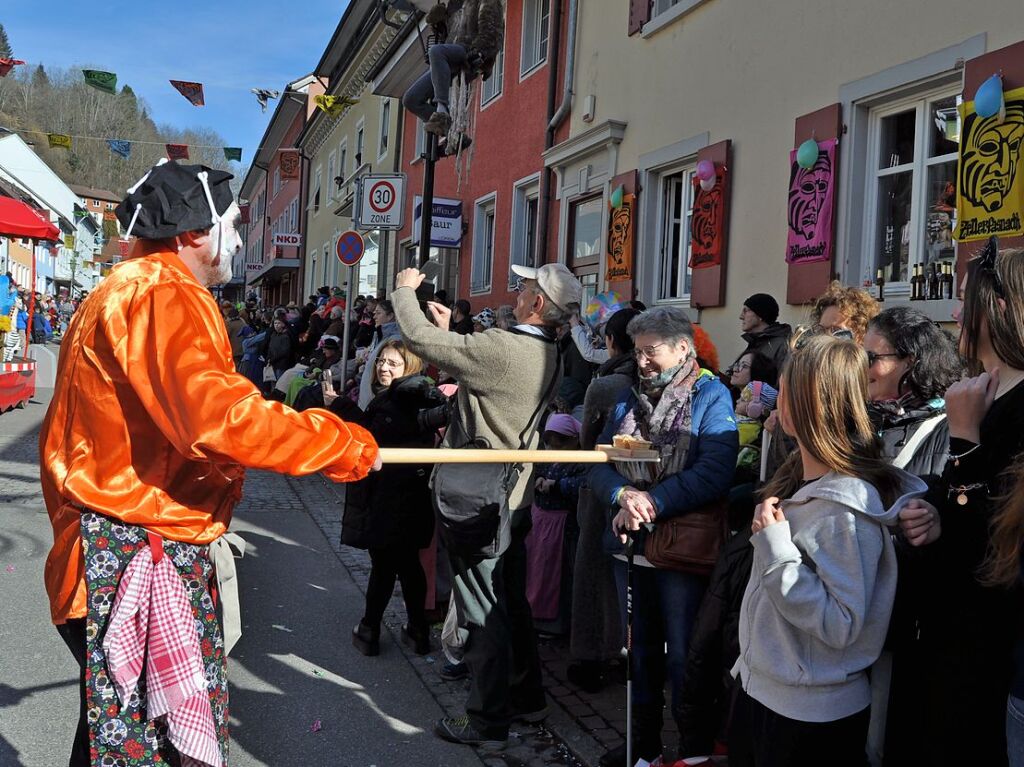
xmin=107 ymin=139 xmax=131 ymax=159
xmin=169 ymin=79 xmax=205 ymax=106
xmin=82 ymin=69 xmax=117 ymax=94
xmin=314 ymin=94 xmax=358 ymax=118
xmin=251 ymin=88 xmax=280 ymax=113
xmin=48 ymin=133 xmax=72 ymax=150
xmin=74 ymin=209 xmax=89 ymax=220
xmin=165 ymin=143 xmax=189 ymax=161
xmin=0 ymin=58 xmax=25 ymax=78
xmin=223 ymin=147 xmax=242 ymax=162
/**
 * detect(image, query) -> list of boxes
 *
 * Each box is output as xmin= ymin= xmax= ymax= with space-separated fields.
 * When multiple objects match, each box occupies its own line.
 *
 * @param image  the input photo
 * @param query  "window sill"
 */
xmin=470 ymin=285 xmax=492 ymax=296
xmin=641 ymin=0 xmax=711 ymax=38
xmin=876 ymin=296 xmax=957 ymax=322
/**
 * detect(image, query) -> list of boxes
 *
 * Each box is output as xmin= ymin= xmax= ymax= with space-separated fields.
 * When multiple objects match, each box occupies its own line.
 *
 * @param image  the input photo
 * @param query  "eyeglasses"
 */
xmin=978 ymin=235 xmax=1005 ymax=299
xmin=866 ymin=351 xmax=902 ymax=366
xmin=375 ymin=357 xmax=404 ymax=368
xmin=633 ymin=343 xmax=668 ymax=360
xmin=733 ymin=361 xmax=752 ymax=372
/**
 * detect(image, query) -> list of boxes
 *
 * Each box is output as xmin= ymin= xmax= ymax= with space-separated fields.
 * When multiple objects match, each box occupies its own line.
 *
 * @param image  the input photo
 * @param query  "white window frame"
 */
xmin=859 ymin=83 xmax=960 ymax=295
xmin=379 ymin=99 xmax=391 ymax=161
xmin=272 ymin=167 xmax=281 ymax=198
xmin=471 ymin=192 xmax=497 ymax=295
xmin=327 ymin=151 xmax=336 ymax=202
xmin=414 ymin=121 xmax=427 ymax=160
xmin=355 ymin=118 xmax=366 ymax=168
xmin=642 ymin=0 xmax=711 ymax=39
xmin=312 ymin=167 xmax=322 ymax=216
xmin=509 ymin=174 xmax=541 ymax=286
xmin=480 ymin=17 xmax=506 ymax=106
xmin=520 ymin=0 xmax=550 ymax=79
xmin=651 ymin=165 xmax=697 ymax=303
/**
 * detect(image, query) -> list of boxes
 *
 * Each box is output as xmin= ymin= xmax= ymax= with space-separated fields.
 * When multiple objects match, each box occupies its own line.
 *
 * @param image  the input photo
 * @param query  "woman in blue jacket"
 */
xmin=590 ymin=306 xmax=738 ymax=766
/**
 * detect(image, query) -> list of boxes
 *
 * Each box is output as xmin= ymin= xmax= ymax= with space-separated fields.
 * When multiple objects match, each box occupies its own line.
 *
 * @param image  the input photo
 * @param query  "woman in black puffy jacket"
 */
xmin=328 ymin=339 xmax=447 ymax=657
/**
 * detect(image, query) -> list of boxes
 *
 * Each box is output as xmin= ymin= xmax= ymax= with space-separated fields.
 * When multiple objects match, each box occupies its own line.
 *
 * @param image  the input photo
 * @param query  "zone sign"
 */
xmin=356 ymin=174 xmax=406 ymax=231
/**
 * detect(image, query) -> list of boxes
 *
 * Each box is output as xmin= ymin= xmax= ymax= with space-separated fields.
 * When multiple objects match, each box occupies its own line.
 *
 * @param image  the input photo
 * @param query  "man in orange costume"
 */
xmin=40 ymin=160 xmax=380 ymax=766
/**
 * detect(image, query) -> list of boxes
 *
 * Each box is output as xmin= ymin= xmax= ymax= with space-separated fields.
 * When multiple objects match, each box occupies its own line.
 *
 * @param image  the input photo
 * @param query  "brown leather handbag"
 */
xmin=643 ymin=500 xmax=727 ymax=575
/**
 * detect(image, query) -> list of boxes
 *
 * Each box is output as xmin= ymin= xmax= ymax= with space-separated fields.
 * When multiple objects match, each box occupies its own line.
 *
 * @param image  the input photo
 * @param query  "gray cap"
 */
xmin=511 ymin=263 xmax=583 ymax=310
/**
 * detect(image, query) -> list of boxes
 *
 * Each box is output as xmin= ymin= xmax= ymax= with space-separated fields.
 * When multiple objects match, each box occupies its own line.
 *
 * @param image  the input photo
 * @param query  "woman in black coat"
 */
xmin=329 ymin=338 xmax=446 ymax=657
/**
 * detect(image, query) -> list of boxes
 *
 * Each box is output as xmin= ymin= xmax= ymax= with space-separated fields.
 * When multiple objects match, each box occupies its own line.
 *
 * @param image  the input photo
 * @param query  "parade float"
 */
xmin=0 ymin=195 xmax=58 ymax=411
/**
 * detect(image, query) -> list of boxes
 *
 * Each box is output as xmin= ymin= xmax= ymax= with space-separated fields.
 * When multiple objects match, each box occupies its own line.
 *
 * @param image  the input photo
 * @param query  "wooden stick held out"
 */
xmin=376 ymin=447 xmax=660 ymax=465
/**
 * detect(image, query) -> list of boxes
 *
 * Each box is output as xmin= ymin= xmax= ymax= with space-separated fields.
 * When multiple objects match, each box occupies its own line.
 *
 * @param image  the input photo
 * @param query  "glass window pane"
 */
xmin=571 ymin=197 xmax=602 ymax=261
xmin=579 ymin=272 xmax=598 ymax=307
xmin=923 ymin=160 xmax=957 ymax=266
xmin=876 ymin=171 xmax=913 ymax=282
xmin=929 ymin=95 xmax=961 ymax=158
xmin=879 ymin=109 xmax=916 ymax=169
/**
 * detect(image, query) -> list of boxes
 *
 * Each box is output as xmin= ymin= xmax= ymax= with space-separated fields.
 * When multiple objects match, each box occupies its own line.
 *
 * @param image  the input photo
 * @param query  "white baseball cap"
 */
xmin=511 ymin=263 xmax=583 ymax=310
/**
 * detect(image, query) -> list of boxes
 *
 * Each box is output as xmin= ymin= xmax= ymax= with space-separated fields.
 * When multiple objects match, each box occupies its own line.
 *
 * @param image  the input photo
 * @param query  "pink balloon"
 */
xmin=696 ymin=160 xmax=716 ymax=181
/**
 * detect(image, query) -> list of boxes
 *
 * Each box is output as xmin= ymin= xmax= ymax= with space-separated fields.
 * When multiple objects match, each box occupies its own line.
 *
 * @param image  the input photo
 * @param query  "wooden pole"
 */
xmin=376 ymin=448 xmax=658 ymax=465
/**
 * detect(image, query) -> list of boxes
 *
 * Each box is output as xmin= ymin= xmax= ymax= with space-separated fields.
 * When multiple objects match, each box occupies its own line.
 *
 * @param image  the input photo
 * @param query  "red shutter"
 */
xmin=607 ymin=170 xmax=638 ymax=298
xmin=690 ymin=140 xmax=731 ymax=309
xmin=786 ymin=104 xmax=842 ymax=305
xmin=628 ymin=0 xmax=650 ymax=35
xmin=959 ymin=40 xmax=1024 ymax=280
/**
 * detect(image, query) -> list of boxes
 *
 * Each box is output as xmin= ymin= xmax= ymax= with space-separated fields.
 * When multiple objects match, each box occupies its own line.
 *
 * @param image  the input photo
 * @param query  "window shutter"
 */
xmin=786 ymin=104 xmax=842 ymax=305
xmin=628 ymin=0 xmax=650 ymax=35
xmin=690 ymin=140 xmax=731 ymax=309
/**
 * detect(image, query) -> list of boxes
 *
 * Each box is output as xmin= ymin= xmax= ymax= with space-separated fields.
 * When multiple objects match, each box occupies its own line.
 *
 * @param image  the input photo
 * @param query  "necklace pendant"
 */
xmin=957 ymin=492 xmax=969 ymax=506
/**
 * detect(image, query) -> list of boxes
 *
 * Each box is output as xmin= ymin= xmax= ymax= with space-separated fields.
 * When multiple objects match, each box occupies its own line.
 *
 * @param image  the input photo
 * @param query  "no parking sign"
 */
xmin=336 ymin=230 xmax=365 ymax=266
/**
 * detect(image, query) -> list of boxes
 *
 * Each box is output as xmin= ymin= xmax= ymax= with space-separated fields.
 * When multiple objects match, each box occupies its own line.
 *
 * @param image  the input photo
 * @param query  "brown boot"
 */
xmin=424 ymin=111 xmax=452 ymax=136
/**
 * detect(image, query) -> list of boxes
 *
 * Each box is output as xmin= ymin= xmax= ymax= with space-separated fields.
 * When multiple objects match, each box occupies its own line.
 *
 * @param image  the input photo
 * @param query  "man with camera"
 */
xmin=392 ymin=262 xmax=582 ymax=751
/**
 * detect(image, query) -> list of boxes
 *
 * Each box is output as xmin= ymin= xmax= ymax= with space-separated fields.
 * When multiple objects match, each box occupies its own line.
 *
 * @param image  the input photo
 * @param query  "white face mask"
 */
xmin=196 ymin=173 xmax=241 ymax=285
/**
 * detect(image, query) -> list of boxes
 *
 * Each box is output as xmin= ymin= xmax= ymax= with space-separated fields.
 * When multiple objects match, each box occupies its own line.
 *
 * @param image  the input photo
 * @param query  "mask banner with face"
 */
xmin=957 ymin=87 xmax=1024 ymax=241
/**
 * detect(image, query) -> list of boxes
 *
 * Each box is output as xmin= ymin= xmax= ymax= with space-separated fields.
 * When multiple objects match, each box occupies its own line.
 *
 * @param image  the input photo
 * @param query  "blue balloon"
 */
xmin=796 ymin=139 xmax=819 ymax=169
xmin=975 ymin=74 xmax=1004 ymax=119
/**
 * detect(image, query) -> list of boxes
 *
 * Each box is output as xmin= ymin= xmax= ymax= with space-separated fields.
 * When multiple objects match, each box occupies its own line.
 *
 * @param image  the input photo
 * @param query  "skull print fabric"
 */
xmin=81 ymin=512 xmax=229 ymax=765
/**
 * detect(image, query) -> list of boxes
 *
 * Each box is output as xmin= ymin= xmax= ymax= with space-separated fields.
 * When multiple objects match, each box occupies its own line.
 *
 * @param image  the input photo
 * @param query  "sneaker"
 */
xmin=439 ymin=661 xmax=470 ymax=681
xmin=424 ymin=111 xmax=452 ymax=136
xmin=351 ymin=621 xmax=379 ymax=656
xmin=434 ymin=715 xmax=507 ymax=751
xmin=440 ymin=133 xmax=473 ymax=156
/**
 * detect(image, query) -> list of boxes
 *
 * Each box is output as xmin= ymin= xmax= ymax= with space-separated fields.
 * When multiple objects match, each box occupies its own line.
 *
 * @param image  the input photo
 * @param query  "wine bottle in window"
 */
xmin=875 ymin=268 xmax=885 ymax=302
xmin=910 ymin=265 xmax=922 ymax=300
xmin=928 ymin=263 xmax=940 ymax=301
xmin=941 ymin=262 xmax=954 ymax=300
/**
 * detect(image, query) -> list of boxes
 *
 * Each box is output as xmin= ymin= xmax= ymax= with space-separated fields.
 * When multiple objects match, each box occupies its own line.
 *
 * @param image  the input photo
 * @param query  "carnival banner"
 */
xmin=107 ymin=139 xmax=131 ymax=159
xmin=223 ymin=147 xmax=242 ymax=162
xmin=279 ymin=150 xmax=301 ymax=180
xmin=251 ymin=88 xmax=279 ymax=113
xmin=689 ymin=168 xmax=728 ymax=269
xmin=47 ymin=133 xmax=72 ymax=150
xmin=956 ymin=85 xmax=1024 ymax=242
xmin=165 ymin=143 xmax=189 ymax=161
xmin=314 ymin=94 xmax=357 ymax=117
xmin=82 ymin=69 xmax=117 ymax=94
xmin=239 ymin=204 xmax=250 ymax=225
xmin=169 ymin=80 xmax=205 ymax=106
xmin=784 ymin=138 xmax=837 ymax=264
xmin=64 ymin=235 xmax=75 ymax=250
xmin=606 ymin=194 xmax=635 ymax=281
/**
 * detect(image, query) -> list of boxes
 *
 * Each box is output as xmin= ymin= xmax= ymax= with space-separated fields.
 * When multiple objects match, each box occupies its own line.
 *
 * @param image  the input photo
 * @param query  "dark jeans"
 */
xmin=448 ymin=508 xmax=545 ymax=739
xmin=364 ymin=545 xmax=428 ymax=630
xmin=402 ymin=43 xmax=469 ymax=121
xmin=613 ymin=560 xmax=706 ymax=727
xmin=729 ymin=687 xmax=870 ymax=767
xmin=55 ymin=618 xmax=89 ymax=767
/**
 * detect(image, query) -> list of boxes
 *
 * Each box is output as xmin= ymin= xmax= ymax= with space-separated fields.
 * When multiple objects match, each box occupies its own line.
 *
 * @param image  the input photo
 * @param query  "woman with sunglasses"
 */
xmin=903 ymin=240 xmax=1024 ymax=765
xmin=328 ymin=339 xmax=447 ymax=657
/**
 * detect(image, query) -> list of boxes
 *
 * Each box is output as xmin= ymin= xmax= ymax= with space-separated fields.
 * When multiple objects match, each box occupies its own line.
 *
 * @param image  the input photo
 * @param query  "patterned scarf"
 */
xmin=617 ymin=358 xmax=700 ymax=485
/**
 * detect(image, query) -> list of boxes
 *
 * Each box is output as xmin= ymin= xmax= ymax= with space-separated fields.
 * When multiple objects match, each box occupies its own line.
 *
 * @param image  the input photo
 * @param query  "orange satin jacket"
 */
xmin=40 ymin=249 xmax=378 ymax=624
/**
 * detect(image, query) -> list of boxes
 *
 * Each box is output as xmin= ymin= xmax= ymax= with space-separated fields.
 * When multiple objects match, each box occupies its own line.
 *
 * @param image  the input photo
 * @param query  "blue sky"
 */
xmin=4 ymin=0 xmax=349 ymax=165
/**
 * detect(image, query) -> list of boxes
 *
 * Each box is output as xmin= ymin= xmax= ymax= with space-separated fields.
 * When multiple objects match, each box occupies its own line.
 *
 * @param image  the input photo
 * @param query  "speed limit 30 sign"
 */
xmin=355 ymin=173 xmax=406 ymax=231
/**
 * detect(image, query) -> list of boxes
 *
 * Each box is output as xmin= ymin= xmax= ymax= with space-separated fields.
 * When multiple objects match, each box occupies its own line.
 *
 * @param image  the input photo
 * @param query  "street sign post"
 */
xmin=336 ymin=229 xmax=365 ymax=381
xmin=354 ymin=174 xmax=406 ymax=231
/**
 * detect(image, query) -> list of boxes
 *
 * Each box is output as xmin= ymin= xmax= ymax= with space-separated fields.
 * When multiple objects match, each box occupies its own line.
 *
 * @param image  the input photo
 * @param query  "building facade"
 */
xmin=557 ymin=0 xmax=1024 ymax=363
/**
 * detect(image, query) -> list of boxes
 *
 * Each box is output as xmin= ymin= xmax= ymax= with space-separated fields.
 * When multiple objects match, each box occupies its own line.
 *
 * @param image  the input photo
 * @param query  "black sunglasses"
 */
xmin=978 ymin=235 xmax=1005 ymax=299
xmin=866 ymin=351 xmax=902 ymax=366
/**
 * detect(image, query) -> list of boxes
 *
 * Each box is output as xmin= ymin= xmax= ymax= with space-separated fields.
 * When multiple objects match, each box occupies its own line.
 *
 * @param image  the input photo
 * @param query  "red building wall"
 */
xmin=259 ymin=114 xmax=306 ymax=305
xmin=398 ymin=0 xmax=571 ymax=311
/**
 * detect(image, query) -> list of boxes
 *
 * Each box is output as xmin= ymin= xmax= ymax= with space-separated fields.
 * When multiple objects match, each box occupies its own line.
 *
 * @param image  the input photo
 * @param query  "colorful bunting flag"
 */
xmin=74 ymin=209 xmax=89 ymax=219
xmin=107 ymin=139 xmax=131 ymax=159
xmin=82 ymin=69 xmax=117 ymax=94
xmin=223 ymin=147 xmax=242 ymax=162
xmin=64 ymin=235 xmax=76 ymax=250
xmin=169 ymin=80 xmax=205 ymax=106
xmin=165 ymin=144 xmax=189 ymax=161
xmin=314 ymin=94 xmax=358 ymax=118
xmin=0 ymin=58 xmax=25 ymax=78
xmin=48 ymin=133 xmax=72 ymax=150
xmin=251 ymin=88 xmax=280 ymax=113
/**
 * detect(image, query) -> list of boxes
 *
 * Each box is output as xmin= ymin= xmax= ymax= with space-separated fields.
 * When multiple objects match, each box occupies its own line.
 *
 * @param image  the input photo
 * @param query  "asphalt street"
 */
xmin=0 ymin=382 xmax=483 ymax=767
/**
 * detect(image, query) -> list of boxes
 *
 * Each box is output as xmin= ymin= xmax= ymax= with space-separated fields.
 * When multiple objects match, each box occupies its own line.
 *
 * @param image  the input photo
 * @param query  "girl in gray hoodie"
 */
xmin=730 ymin=336 xmax=927 ymax=766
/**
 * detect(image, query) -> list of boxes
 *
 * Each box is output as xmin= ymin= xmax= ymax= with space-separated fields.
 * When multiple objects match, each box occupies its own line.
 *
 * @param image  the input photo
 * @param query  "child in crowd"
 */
xmin=730 ymin=352 xmax=779 ymax=484
xmin=525 ymin=414 xmax=587 ymax=635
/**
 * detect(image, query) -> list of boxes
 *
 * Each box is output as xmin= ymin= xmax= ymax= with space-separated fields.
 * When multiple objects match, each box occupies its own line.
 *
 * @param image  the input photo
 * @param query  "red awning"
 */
xmin=0 ymin=196 xmax=60 ymax=241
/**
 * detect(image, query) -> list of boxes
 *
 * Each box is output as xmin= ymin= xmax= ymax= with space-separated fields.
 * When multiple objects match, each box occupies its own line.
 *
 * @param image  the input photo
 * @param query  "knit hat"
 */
xmin=472 ymin=307 xmax=495 ymax=329
xmin=743 ymin=293 xmax=779 ymax=325
xmin=544 ymin=414 xmax=581 ymax=438
xmin=115 ymin=160 xmax=234 ymax=240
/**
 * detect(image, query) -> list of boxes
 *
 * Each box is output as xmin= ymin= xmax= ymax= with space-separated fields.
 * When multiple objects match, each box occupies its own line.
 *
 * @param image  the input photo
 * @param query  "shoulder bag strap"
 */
xmin=891 ymin=414 xmax=947 ymax=470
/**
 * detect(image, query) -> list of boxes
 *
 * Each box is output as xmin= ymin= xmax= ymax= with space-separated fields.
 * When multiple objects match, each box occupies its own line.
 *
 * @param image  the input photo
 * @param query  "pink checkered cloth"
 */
xmin=102 ymin=544 xmax=223 ymax=767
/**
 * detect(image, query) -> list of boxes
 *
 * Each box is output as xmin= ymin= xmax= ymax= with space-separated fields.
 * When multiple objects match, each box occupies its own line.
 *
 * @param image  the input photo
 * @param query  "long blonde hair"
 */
xmin=762 ymin=335 xmax=903 ymax=506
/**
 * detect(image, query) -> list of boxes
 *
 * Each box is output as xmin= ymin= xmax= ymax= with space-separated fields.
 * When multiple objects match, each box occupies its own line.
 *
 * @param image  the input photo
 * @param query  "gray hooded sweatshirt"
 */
xmin=732 ymin=469 xmax=927 ymax=722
